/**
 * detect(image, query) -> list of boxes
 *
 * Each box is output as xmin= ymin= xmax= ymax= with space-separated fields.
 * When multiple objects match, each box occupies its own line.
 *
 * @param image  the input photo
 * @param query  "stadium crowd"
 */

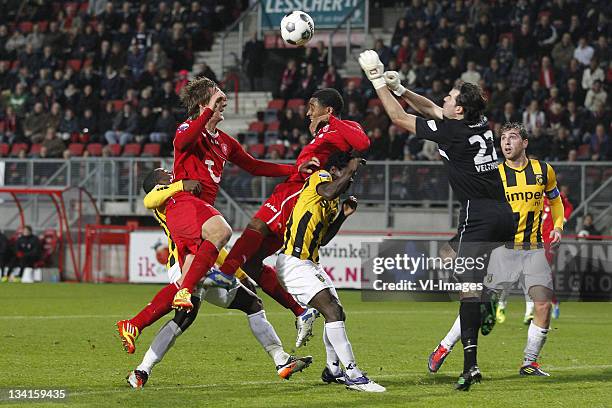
xmin=0 ymin=0 xmax=243 ymax=158
xmin=266 ymin=0 xmax=610 ymax=162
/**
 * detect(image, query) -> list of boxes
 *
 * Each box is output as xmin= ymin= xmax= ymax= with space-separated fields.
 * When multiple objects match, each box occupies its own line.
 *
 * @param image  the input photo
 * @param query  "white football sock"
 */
xmin=523 ymin=322 xmax=549 ymax=365
xmin=137 ymin=320 xmax=182 ymax=375
xmin=323 ymin=325 xmax=341 ymax=375
xmin=525 ymin=300 xmax=535 ymax=316
xmin=441 ymin=315 xmax=461 ymax=350
xmin=324 ymin=321 xmax=362 ymax=379
xmin=247 ymin=310 xmax=290 ymax=367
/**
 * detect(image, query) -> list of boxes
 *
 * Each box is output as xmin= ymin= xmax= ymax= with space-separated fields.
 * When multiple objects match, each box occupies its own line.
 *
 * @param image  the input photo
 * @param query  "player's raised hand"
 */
xmin=384 ymin=71 xmax=406 ymax=96
xmin=549 ymin=227 xmax=562 ymax=247
xmin=358 ymin=50 xmax=385 ymax=89
xmin=342 ymin=196 xmax=358 ymax=217
xmin=206 ymin=88 xmax=227 ymax=112
xmin=298 ymin=157 xmax=320 ymax=174
xmin=182 ymin=179 xmax=202 ymax=196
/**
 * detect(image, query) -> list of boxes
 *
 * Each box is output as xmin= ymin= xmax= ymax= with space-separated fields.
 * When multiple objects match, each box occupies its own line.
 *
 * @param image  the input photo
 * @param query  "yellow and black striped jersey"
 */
xmin=498 ymin=159 xmax=561 ymax=248
xmin=282 ymin=170 xmax=339 ymax=263
xmin=144 ymin=181 xmax=184 ymax=269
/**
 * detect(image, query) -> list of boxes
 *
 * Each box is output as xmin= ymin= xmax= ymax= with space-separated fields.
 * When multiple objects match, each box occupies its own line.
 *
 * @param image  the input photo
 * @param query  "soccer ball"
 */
xmin=280 ymin=11 xmax=315 ymax=46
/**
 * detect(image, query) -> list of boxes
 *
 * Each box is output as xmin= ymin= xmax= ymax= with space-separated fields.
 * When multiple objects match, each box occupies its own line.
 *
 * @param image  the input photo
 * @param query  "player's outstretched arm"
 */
xmin=359 ymin=50 xmax=417 ymax=134
xmin=384 ymin=71 xmax=443 ymax=120
xmin=143 ymin=181 xmax=186 ymax=209
xmin=228 ymin=137 xmax=295 ymax=177
xmin=320 ymin=196 xmax=357 ymax=246
xmin=317 ymin=157 xmax=363 ymax=201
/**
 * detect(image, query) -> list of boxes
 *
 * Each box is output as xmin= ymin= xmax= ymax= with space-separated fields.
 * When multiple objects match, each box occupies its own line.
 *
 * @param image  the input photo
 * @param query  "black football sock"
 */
xmin=460 ymin=300 xmax=481 ymax=372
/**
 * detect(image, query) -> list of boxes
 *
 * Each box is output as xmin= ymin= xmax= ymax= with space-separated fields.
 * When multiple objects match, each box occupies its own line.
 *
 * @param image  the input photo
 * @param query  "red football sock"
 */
xmin=256 ymin=264 xmax=306 ymax=317
xmin=180 ymin=240 xmax=219 ymax=291
xmin=130 ymin=282 xmax=179 ymax=331
xmin=219 ymin=228 xmax=265 ymax=276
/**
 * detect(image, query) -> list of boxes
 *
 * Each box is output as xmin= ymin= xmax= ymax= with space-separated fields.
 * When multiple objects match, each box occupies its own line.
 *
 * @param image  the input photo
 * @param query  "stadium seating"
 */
xmin=86 ymin=143 xmax=103 ymax=157
xmin=68 ymin=143 xmax=85 ymax=156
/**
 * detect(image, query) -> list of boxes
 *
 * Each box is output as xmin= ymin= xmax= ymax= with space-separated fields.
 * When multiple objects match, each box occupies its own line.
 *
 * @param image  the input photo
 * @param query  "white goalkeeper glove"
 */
xmin=358 ymin=50 xmax=385 ymax=89
xmin=384 ymin=71 xmax=406 ymax=97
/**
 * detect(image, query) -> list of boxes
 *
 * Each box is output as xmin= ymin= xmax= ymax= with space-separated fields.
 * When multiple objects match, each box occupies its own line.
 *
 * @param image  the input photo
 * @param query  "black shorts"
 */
xmin=452 ymin=199 xmax=515 ymax=284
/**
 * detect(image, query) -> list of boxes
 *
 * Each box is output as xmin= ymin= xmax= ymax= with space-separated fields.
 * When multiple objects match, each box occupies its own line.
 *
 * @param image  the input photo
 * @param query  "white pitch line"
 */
xmin=0 ymin=310 xmax=464 ymax=320
xmin=50 ymin=364 xmax=612 ymax=399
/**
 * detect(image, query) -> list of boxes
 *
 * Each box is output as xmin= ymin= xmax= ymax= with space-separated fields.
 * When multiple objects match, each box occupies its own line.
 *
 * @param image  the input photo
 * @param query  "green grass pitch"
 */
xmin=1 ymin=283 xmax=611 ymax=407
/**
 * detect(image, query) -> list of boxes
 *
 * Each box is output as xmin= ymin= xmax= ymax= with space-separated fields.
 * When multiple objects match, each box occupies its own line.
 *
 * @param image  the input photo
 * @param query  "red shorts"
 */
xmin=165 ymin=193 xmax=221 ymax=262
xmin=253 ymin=180 xmax=303 ymax=240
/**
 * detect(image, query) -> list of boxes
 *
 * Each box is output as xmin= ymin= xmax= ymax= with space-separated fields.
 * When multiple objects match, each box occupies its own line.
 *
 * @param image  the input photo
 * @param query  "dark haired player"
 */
xmin=359 ymin=50 xmax=515 ymax=390
xmin=276 ymin=151 xmax=385 ymax=392
xmin=214 ymin=88 xmax=371 ymax=348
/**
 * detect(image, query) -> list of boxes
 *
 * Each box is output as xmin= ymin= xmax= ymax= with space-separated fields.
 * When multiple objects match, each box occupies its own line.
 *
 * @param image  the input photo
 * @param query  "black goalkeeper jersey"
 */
xmin=415 ymin=116 xmax=505 ymax=205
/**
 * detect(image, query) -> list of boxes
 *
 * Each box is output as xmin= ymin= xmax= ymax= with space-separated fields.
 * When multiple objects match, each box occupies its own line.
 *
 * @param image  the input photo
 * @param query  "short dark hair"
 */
xmin=325 ymin=151 xmax=352 ymax=171
xmin=454 ymin=82 xmax=487 ymax=124
xmin=312 ymin=88 xmax=344 ymax=115
xmin=500 ymin=122 xmax=529 ymax=139
xmin=142 ymin=169 xmax=164 ymax=193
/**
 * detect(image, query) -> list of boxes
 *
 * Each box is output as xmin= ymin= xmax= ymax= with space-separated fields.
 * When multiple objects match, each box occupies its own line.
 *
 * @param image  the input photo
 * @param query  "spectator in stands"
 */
xmin=145 ymin=42 xmax=170 ymax=72
xmin=374 ymin=38 xmax=392 ymax=67
xmin=345 ymin=101 xmax=363 ymax=124
xmin=584 ymin=80 xmax=607 ymax=113
xmin=41 ymin=127 xmax=66 ymax=158
xmin=342 ymin=79 xmax=363 ymax=112
xmin=483 ymin=58 xmax=502 ymax=89
xmin=514 ymin=22 xmax=535 ymax=61
xmin=321 ymin=65 xmax=343 ymax=93
xmin=494 ymin=36 xmax=515 ymax=75
xmin=368 ymin=128 xmax=388 ymax=160
xmin=593 ymin=35 xmax=610 ymax=65
xmin=296 ymin=63 xmax=318 ymax=100
xmin=489 ymin=81 xmax=513 ymax=117
xmin=278 ymin=59 xmax=298 ymax=100
xmin=23 ymin=102 xmax=49 ymax=144
xmin=391 ymin=18 xmax=409 ymax=52
xmin=100 ymin=66 xmax=124 ymax=100
xmin=460 ymin=61 xmax=481 ymax=85
xmin=578 ymin=214 xmax=602 ymax=240
xmin=590 ymin=123 xmax=609 ymax=161
xmin=135 ymin=106 xmax=156 ymax=143
xmin=574 ymin=37 xmax=594 ymax=66
xmin=497 ymin=101 xmax=522 ymax=124
xmin=57 ymin=108 xmax=80 ymax=141
xmin=534 ymin=13 xmax=557 ymax=56
xmin=521 ymin=80 xmax=548 ymax=108
xmin=242 ymin=33 xmax=265 ymax=91
xmin=581 ymin=58 xmax=605 ymax=91
xmin=363 ymin=105 xmax=390 ymax=134
xmin=105 ymin=104 xmax=137 ymax=145
xmin=523 ymin=100 xmax=547 ymax=132
xmin=414 ymin=56 xmax=438 ymax=91
xmin=527 ymin=126 xmax=549 ymax=159
xmin=388 ymin=125 xmax=407 ymax=161
xmin=426 ymin=79 xmax=446 ymax=107
xmin=539 ymin=56 xmax=555 ymax=89
xmin=5 ymin=28 xmax=26 ymax=59
xmin=150 ymin=108 xmax=175 ymax=144
xmin=79 ymin=108 xmax=99 ymax=143
xmin=552 ymin=33 xmax=575 ymax=71
xmin=13 ymin=226 xmax=42 ymax=283
xmin=127 ymin=43 xmax=146 ymax=79
xmin=563 ymin=78 xmax=586 ymax=106
xmin=472 ymin=34 xmax=494 ymax=69
xmin=550 ymin=127 xmax=575 ymax=161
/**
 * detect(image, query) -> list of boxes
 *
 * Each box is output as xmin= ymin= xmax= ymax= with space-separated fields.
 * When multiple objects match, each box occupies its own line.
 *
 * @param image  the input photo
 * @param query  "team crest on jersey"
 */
xmin=221 ymin=143 xmax=228 ymax=155
xmin=536 ymin=174 xmax=544 ymax=185
xmin=315 ymin=273 xmax=326 ymax=283
xmin=321 ymin=124 xmax=330 ymax=132
xmin=178 ymin=123 xmax=190 ymax=133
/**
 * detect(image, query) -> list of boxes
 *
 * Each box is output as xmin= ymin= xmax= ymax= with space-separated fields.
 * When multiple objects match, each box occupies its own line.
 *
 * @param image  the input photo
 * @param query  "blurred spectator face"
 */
xmin=33 ymin=103 xmax=43 ymax=114
xmin=119 ymin=23 xmax=129 ymax=34
xmin=540 ymin=14 xmax=549 ymax=27
xmin=372 ymin=106 xmax=381 ymax=116
xmin=432 ymin=80 xmax=442 ymax=92
xmin=531 ymin=80 xmax=540 ymax=91
xmin=441 ymin=38 xmax=449 ymax=48
xmin=495 ymin=82 xmax=505 ymax=91
xmin=51 ymin=103 xmax=61 ymax=115
xmin=45 ymin=128 xmax=56 ymax=140
xmin=542 ymin=56 xmax=551 ymax=68
xmin=490 ymin=59 xmax=499 ymax=70
xmin=389 ymin=125 xmax=398 ymax=137
xmin=467 ymin=61 xmax=476 ymax=71
xmin=84 ymin=109 xmax=93 ymax=119
xmin=567 ymin=78 xmax=577 ymax=91
xmin=479 ymin=35 xmax=488 ymax=48
xmin=374 ymin=39 xmax=384 ymax=49
xmin=567 ymin=101 xmax=576 ymax=113
xmin=161 ymin=109 xmax=170 ymax=118
xmin=550 ymin=87 xmax=559 ymax=97
xmin=65 ymin=109 xmax=74 ymax=119
xmin=348 ymin=102 xmax=358 ymax=113
xmin=520 ymin=23 xmax=529 ymax=35
xmin=63 ymin=150 xmax=71 ymax=160
xmin=558 ymin=127 xmax=568 ymax=139
xmin=0 ymin=25 xmax=6 ymax=36
xmin=373 ymin=128 xmax=383 ymax=139
xmin=418 ymin=38 xmax=427 ymax=50
xmin=450 ymin=56 xmax=459 ymax=67
xmin=111 ymin=42 xmax=122 ymax=53
xmin=561 ymin=33 xmax=571 ymax=46
xmin=39 ymin=146 xmax=48 ymax=158
xmin=550 ymin=102 xmax=561 ymax=115
xmin=284 ymin=108 xmax=293 ymax=118
xmin=567 ymin=149 xmax=577 ymax=161
xmin=583 ymin=214 xmax=593 ymax=226
xmin=456 ymin=35 xmax=465 ymax=48
xmin=44 ymin=85 xmax=53 ymax=96
xmin=533 ymin=126 xmax=542 ymax=137
xmin=595 ymin=124 xmax=605 ymax=138
xmin=123 ymin=104 xmax=132 ymax=115
xmin=504 ymin=102 xmax=514 ymax=113
xmin=84 ymin=85 xmax=93 ymax=95
xmin=388 ymin=60 xmax=398 ymax=71
xmin=529 ymin=100 xmax=539 ymax=111
xmin=398 ymin=18 xmax=406 ymax=29
xmin=578 ymin=37 xmax=586 ymax=48
xmin=23 ymin=226 xmax=32 ymax=236
xmin=597 ymin=36 xmax=607 ymax=49
xmin=105 ymin=102 xmax=114 ymax=113
xmin=141 ymin=107 xmax=151 ymax=117
xmin=101 ymin=41 xmax=110 ymax=53
xmin=49 ymin=22 xmax=58 ymax=32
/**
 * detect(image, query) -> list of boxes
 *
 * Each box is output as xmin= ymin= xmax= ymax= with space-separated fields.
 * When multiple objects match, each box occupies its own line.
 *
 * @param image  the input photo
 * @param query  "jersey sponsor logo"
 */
xmin=318 ymin=171 xmax=331 ymax=179
xmin=264 ymin=202 xmax=279 ymax=213
xmin=427 ymin=120 xmax=437 ymax=131
xmin=505 ymin=190 xmax=543 ymax=203
xmin=178 ymin=123 xmax=189 ymax=132
xmin=205 ymin=159 xmax=221 ymax=184
xmin=315 ymin=273 xmax=326 ymax=283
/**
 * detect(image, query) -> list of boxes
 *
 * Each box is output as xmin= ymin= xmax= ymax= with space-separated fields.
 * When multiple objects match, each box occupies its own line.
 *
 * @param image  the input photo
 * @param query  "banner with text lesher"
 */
xmin=260 ymin=0 xmax=365 ymax=30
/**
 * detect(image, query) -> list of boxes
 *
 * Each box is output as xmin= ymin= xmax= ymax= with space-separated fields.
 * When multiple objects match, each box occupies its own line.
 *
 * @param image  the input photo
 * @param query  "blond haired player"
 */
xmin=124 ymin=169 xmax=312 ymax=388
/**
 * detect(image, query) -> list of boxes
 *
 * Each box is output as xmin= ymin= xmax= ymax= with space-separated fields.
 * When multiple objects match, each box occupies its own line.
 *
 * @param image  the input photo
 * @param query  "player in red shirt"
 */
xmin=117 ymin=77 xmax=309 ymax=351
xmin=217 ymin=88 xmax=370 ymax=347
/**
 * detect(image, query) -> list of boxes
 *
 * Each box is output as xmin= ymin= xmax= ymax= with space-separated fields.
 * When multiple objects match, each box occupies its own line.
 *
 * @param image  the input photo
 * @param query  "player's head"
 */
xmin=444 ymin=82 xmax=486 ymax=124
xmin=307 ymin=88 xmax=344 ymax=133
xmin=500 ymin=122 xmax=529 ymax=161
xmin=180 ymin=76 xmax=218 ymax=119
xmin=142 ymin=168 xmax=172 ymax=193
xmin=324 ymin=150 xmax=352 ymax=180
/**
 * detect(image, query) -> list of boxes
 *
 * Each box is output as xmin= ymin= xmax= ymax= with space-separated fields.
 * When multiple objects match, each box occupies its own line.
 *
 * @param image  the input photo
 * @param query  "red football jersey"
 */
xmin=541 ymin=192 xmax=573 ymax=242
xmin=289 ymin=115 xmax=370 ymax=182
xmin=172 ymin=108 xmax=294 ymax=205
